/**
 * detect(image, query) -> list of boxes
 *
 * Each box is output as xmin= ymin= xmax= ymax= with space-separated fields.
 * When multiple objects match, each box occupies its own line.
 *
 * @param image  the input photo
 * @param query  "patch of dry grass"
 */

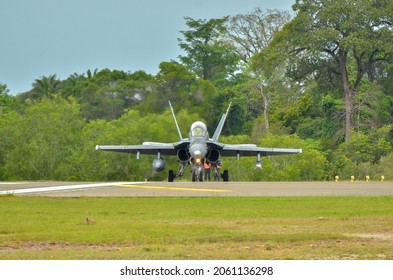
xmin=1 ymin=196 xmax=393 ymax=259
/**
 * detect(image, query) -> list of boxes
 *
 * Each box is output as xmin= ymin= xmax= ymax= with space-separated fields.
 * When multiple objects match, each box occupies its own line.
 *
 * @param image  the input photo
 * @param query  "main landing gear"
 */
xmin=191 ymin=165 xmax=204 ymax=182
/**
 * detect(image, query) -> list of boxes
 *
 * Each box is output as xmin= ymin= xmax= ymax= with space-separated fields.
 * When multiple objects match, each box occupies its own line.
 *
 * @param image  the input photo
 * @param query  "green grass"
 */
xmin=1 ymin=196 xmax=393 ymax=259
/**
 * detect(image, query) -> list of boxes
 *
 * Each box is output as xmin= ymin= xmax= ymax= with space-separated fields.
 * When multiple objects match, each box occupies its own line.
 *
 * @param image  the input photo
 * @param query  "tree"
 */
xmin=16 ymin=74 xmax=61 ymax=103
xmin=224 ymin=8 xmax=292 ymax=63
xmin=220 ymin=9 xmax=293 ymax=135
xmin=1 ymin=96 xmax=84 ymax=180
xmin=0 ymin=83 xmax=9 ymax=95
xmin=155 ymin=61 xmax=199 ymax=107
xmin=339 ymin=125 xmax=392 ymax=164
xmin=221 ymin=134 xmax=327 ymax=181
xmin=0 ymin=83 xmax=17 ymax=115
xmin=279 ymin=0 xmax=393 ymax=142
xmin=178 ymin=16 xmax=240 ymax=84
xmin=32 ymin=74 xmax=61 ymax=98
xmin=73 ymin=69 xmax=155 ymax=120
xmin=0 ymin=83 xmax=18 ymax=180
xmin=59 ymin=72 xmax=86 ymax=99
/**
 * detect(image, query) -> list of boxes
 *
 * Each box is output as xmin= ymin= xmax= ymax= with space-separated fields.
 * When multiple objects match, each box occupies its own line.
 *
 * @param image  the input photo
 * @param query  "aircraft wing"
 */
xmin=96 ymin=142 xmax=181 ymax=156
xmin=218 ymin=144 xmax=302 ymax=157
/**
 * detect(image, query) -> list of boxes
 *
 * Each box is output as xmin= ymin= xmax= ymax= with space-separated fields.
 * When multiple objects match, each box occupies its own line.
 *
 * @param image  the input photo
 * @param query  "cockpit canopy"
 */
xmin=190 ymin=121 xmax=208 ymax=138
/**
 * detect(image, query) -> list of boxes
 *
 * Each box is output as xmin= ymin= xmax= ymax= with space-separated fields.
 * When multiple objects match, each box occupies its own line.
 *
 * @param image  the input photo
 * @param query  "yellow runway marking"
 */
xmin=116 ymin=184 xmax=234 ymax=193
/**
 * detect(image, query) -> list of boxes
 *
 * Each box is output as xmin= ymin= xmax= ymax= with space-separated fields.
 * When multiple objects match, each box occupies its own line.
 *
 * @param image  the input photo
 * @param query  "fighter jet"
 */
xmin=96 ymin=101 xmax=302 ymax=182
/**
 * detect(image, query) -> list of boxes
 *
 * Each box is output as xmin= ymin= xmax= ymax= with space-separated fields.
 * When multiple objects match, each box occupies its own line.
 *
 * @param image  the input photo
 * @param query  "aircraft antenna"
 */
xmin=168 ymin=101 xmax=183 ymax=140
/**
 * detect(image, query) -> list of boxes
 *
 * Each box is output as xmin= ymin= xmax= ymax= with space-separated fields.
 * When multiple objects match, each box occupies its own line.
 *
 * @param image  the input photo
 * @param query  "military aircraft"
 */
xmin=96 ymin=101 xmax=302 ymax=182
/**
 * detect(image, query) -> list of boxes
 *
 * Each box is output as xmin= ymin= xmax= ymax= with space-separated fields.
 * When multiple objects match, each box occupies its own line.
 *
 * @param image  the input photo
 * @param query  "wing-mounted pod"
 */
xmin=152 ymin=150 xmax=166 ymax=172
xmin=153 ymin=158 xmax=165 ymax=172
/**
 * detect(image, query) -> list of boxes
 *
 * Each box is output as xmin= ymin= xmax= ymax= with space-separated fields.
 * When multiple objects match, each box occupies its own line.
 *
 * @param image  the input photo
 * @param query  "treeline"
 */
xmin=1 ymin=1 xmax=393 ymax=181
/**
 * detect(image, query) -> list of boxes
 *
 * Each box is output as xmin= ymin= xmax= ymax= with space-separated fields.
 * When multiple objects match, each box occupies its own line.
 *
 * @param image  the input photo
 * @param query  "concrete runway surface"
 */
xmin=1 ymin=181 xmax=393 ymax=197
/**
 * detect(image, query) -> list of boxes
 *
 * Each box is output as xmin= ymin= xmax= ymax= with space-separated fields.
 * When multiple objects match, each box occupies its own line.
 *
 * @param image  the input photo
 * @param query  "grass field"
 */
xmin=1 ymin=195 xmax=393 ymax=259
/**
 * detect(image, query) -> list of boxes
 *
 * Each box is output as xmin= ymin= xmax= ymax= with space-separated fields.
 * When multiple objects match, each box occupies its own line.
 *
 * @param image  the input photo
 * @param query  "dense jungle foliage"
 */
xmin=1 ymin=1 xmax=393 ymax=181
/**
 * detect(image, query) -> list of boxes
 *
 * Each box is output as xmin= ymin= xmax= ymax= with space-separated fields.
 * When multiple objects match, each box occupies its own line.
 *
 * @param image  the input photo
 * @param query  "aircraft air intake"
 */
xmin=177 ymin=149 xmax=190 ymax=162
xmin=207 ymin=149 xmax=220 ymax=163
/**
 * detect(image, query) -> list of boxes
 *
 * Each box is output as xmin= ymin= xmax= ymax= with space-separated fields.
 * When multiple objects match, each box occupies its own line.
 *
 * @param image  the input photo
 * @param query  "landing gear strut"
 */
xmin=191 ymin=164 xmax=204 ymax=182
xmin=168 ymin=164 xmax=228 ymax=182
xmin=168 ymin=162 xmax=188 ymax=182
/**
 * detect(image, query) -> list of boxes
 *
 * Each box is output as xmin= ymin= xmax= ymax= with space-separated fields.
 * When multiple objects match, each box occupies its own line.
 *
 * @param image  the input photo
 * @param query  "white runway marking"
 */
xmin=0 ymin=182 xmax=144 ymax=195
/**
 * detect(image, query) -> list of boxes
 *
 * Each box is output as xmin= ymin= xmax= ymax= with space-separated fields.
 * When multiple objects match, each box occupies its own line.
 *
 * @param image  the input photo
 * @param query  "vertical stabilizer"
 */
xmin=212 ymin=102 xmax=231 ymax=140
xmin=168 ymin=101 xmax=183 ymax=141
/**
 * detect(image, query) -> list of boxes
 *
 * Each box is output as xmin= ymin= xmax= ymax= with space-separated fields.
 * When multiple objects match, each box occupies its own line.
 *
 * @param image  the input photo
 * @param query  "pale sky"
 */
xmin=0 ymin=0 xmax=294 ymax=95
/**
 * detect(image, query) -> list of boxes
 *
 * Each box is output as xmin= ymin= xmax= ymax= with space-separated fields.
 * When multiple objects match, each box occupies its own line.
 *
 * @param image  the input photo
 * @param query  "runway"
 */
xmin=1 ymin=181 xmax=393 ymax=197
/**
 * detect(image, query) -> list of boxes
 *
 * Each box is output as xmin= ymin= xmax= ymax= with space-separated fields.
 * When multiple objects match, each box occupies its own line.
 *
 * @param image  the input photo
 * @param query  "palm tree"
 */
xmin=32 ymin=74 xmax=61 ymax=98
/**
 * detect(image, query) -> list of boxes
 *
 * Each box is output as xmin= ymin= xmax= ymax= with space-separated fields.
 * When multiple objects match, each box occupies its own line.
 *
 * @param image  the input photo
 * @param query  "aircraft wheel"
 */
xmin=222 ymin=170 xmax=229 ymax=182
xmin=168 ymin=170 xmax=174 ymax=182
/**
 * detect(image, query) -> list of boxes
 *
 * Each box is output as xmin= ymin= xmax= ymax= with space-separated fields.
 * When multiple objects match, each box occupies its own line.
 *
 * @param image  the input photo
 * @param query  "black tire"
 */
xmin=168 ymin=170 xmax=174 ymax=182
xmin=222 ymin=170 xmax=229 ymax=182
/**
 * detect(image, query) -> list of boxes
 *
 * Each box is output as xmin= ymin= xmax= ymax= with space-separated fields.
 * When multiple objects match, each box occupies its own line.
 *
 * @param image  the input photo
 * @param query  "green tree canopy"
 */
xmin=178 ymin=16 xmax=240 ymax=85
xmin=0 ymin=83 xmax=17 ymax=115
xmin=1 ymin=96 xmax=84 ymax=180
xmin=276 ymin=0 xmax=393 ymax=142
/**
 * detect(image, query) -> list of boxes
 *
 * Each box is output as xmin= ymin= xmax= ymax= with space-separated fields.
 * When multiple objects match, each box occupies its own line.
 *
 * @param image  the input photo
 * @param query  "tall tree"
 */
xmin=224 ymin=8 xmax=292 ymax=63
xmin=17 ymin=74 xmax=61 ymax=102
xmin=178 ymin=16 xmax=240 ymax=84
xmin=278 ymin=0 xmax=393 ymax=142
xmin=155 ymin=61 xmax=199 ymax=106
xmin=75 ymin=69 xmax=155 ymax=120
xmin=32 ymin=74 xmax=61 ymax=98
xmin=224 ymin=9 xmax=292 ymax=134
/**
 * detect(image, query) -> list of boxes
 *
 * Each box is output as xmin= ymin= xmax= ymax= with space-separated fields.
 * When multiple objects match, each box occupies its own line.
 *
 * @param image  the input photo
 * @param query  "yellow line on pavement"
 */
xmin=116 ymin=184 xmax=234 ymax=193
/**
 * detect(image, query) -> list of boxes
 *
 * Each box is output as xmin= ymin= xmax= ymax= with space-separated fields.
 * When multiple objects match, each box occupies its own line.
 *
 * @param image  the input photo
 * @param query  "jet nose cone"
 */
xmin=194 ymin=150 xmax=202 ymax=158
xmin=190 ymin=143 xmax=207 ymax=161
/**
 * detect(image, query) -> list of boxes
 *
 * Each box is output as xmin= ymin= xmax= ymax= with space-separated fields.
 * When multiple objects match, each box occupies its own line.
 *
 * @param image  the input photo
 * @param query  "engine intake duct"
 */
xmin=207 ymin=149 xmax=220 ymax=163
xmin=177 ymin=149 xmax=190 ymax=163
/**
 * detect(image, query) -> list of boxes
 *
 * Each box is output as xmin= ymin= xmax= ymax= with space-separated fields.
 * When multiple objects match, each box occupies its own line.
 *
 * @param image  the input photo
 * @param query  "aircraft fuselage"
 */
xmin=188 ymin=121 xmax=209 ymax=165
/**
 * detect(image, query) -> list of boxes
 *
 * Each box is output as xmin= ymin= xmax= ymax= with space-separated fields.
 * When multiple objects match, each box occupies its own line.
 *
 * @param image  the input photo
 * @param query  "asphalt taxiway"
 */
xmin=1 ymin=181 xmax=393 ymax=197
